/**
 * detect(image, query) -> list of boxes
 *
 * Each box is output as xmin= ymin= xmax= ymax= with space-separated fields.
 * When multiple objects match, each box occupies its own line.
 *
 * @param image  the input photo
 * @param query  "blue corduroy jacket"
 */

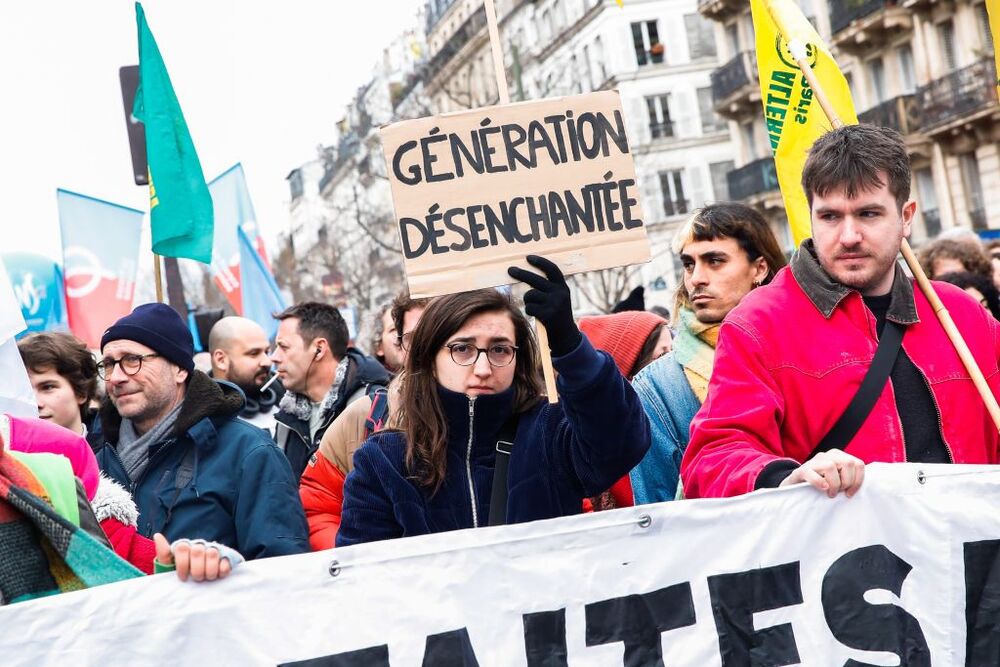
xmin=336 ymin=337 xmax=651 ymax=546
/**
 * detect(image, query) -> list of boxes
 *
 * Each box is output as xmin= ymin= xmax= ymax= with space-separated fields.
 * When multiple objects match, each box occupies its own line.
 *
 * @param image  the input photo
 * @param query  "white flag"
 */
xmin=0 ymin=256 xmax=38 ymax=419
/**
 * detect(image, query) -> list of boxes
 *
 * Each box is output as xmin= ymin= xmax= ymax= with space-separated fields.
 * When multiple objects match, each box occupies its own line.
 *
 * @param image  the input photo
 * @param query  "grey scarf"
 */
xmin=278 ymin=356 xmax=351 ymax=422
xmin=117 ymin=401 xmax=184 ymax=483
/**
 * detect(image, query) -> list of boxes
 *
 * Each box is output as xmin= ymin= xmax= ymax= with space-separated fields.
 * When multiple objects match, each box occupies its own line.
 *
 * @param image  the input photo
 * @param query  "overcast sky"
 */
xmin=0 ymin=1 xmax=422 ymax=263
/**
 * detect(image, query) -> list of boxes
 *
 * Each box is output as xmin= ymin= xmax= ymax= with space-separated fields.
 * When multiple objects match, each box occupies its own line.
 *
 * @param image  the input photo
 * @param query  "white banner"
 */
xmin=3 ymin=464 xmax=1000 ymax=665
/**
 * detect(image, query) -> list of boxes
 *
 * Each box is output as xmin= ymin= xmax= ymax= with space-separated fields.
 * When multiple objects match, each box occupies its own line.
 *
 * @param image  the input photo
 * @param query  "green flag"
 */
xmin=133 ymin=2 xmax=213 ymax=263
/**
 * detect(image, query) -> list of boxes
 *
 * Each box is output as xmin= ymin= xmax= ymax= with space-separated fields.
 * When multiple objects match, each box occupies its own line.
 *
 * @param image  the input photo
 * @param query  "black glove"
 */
xmin=508 ymin=255 xmax=582 ymax=357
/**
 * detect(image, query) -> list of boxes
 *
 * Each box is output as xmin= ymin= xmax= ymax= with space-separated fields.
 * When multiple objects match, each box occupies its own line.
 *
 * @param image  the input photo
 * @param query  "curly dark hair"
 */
xmin=936 ymin=271 xmax=1000 ymax=320
xmin=917 ymin=238 xmax=993 ymax=280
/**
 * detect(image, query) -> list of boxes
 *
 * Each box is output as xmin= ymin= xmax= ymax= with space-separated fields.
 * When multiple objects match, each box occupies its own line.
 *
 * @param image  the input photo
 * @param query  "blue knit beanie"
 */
xmin=100 ymin=303 xmax=195 ymax=373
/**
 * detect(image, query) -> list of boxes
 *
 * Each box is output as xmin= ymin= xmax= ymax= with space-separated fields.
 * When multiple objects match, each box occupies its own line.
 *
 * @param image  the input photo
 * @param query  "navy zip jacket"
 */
xmin=93 ymin=372 xmax=309 ymax=559
xmin=337 ymin=337 xmax=651 ymax=546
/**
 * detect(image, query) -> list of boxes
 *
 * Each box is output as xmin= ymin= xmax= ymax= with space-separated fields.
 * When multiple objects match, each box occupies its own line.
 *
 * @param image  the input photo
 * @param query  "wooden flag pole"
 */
xmin=483 ymin=0 xmax=559 ymax=403
xmin=152 ymin=252 xmax=165 ymax=303
xmin=784 ymin=36 xmax=1000 ymax=432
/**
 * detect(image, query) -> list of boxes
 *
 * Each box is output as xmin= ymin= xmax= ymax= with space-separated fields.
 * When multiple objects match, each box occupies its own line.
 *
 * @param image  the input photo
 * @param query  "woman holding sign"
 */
xmin=337 ymin=256 xmax=651 ymax=545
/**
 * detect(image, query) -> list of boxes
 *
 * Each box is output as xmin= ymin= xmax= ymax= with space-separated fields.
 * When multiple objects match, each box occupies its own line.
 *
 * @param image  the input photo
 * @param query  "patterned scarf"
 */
xmin=671 ymin=307 xmax=721 ymax=403
xmin=0 ymin=451 xmax=141 ymax=605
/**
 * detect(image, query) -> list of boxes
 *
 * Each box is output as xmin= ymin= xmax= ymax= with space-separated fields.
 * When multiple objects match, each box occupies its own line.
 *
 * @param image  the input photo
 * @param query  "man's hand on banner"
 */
xmin=508 ymin=255 xmax=581 ymax=357
xmin=153 ymin=533 xmax=244 ymax=582
xmin=780 ymin=450 xmax=866 ymax=498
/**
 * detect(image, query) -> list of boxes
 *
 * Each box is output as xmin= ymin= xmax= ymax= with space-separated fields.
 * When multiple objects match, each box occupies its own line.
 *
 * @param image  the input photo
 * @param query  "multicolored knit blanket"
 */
xmin=0 ymin=451 xmax=141 ymax=605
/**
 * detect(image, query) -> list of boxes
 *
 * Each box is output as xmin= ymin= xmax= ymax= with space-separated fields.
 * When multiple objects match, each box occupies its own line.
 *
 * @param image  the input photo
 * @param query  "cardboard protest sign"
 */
xmin=379 ymin=91 xmax=651 ymax=298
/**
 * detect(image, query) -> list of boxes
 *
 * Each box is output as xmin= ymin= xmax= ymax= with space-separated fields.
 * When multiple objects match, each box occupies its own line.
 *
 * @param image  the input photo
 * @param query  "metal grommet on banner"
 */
xmin=637 ymin=514 xmax=652 ymax=529
xmin=917 ymin=470 xmax=927 ymax=485
xmin=328 ymin=560 xmax=341 ymax=578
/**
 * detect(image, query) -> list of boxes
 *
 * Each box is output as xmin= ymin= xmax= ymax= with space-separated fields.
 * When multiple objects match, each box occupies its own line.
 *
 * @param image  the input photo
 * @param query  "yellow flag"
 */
xmin=986 ymin=0 xmax=1000 ymax=95
xmin=616 ymin=0 xmax=623 ymax=6
xmin=750 ymin=0 xmax=858 ymax=245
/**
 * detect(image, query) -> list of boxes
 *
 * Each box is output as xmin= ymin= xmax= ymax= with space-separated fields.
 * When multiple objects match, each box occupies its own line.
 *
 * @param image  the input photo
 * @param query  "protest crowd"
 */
xmin=4 ymin=122 xmax=1000 ymax=612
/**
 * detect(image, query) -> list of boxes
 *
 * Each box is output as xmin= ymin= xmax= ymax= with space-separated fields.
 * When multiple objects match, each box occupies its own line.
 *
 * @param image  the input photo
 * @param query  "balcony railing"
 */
xmin=711 ymin=51 xmax=757 ymax=105
xmin=923 ymin=209 xmax=942 ymax=238
xmin=858 ymin=94 xmax=923 ymax=134
xmin=727 ymin=157 xmax=779 ymax=201
xmin=649 ymin=121 xmax=675 ymax=139
xmin=918 ymin=58 xmax=999 ymax=130
xmin=423 ymin=6 xmax=487 ymax=84
xmin=663 ymin=198 xmax=690 ymax=217
xmin=829 ymin=0 xmax=887 ymax=35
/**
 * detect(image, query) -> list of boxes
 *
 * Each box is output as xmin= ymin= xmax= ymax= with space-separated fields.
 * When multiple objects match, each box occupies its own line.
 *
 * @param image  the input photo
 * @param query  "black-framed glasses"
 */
xmin=96 ymin=353 xmax=159 ymax=380
xmin=398 ymin=331 xmax=415 ymax=351
xmin=444 ymin=342 xmax=518 ymax=367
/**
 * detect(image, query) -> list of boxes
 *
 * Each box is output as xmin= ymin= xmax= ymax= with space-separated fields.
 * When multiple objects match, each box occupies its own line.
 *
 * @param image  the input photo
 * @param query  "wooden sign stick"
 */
xmin=483 ymin=0 xmax=559 ymax=403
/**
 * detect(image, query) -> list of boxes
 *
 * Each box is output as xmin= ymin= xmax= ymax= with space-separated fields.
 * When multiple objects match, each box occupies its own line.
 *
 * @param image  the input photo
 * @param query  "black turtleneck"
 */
xmin=862 ymin=293 xmax=950 ymax=464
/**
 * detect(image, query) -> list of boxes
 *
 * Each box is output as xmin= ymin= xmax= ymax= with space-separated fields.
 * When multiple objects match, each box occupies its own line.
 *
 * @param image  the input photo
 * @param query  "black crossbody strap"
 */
xmin=809 ymin=320 xmax=905 ymax=459
xmin=487 ymin=414 xmax=520 ymax=527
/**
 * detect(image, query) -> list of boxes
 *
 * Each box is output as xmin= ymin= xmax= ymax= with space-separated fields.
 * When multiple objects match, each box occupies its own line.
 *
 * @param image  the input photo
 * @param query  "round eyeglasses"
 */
xmin=444 ymin=342 xmax=518 ymax=367
xmin=96 ymin=353 xmax=159 ymax=380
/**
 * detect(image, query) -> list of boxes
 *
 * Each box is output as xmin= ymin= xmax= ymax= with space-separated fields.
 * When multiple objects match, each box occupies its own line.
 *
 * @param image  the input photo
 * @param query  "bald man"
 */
xmin=209 ymin=317 xmax=283 ymax=432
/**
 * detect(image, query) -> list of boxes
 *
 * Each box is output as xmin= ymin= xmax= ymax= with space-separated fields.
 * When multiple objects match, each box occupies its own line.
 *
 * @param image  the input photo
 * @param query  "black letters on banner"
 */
xmin=523 ymin=608 xmax=569 ymax=667
xmin=277 ymin=645 xmax=390 ymax=667
xmin=821 ymin=545 xmax=930 ymax=666
xmin=707 ymin=561 xmax=803 ymax=666
xmin=422 ymin=628 xmax=481 ymax=666
xmin=963 ymin=539 xmax=1000 ymax=665
xmin=584 ymin=582 xmax=697 ymax=667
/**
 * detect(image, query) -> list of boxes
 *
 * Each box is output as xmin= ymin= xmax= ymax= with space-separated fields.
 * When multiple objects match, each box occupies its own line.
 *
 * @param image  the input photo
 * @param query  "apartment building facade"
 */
xmin=701 ymin=0 xmax=1000 ymax=250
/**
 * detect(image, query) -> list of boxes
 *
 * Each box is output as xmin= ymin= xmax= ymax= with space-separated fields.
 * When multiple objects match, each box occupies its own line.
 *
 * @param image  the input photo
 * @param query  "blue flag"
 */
xmin=238 ymin=226 xmax=286 ymax=340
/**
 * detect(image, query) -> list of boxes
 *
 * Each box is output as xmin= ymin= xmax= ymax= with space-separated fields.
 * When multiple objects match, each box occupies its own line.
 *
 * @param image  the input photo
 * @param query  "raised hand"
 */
xmin=508 ymin=255 xmax=581 ymax=357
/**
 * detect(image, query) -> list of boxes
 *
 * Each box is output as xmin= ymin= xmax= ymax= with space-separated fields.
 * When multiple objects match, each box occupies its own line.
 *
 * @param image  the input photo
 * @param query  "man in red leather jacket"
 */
xmin=682 ymin=124 xmax=1000 ymax=499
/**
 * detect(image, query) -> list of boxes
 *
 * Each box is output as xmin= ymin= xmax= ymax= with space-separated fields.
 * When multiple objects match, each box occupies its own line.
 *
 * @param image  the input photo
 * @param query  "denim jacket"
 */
xmin=629 ymin=353 xmax=702 ymax=504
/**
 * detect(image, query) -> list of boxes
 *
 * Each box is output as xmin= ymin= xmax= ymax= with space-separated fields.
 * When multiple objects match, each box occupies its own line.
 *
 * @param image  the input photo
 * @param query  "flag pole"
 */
xmin=484 ymin=0 xmax=559 ymax=403
xmin=778 ymin=31 xmax=1000 ymax=432
xmin=153 ymin=252 xmax=164 ymax=303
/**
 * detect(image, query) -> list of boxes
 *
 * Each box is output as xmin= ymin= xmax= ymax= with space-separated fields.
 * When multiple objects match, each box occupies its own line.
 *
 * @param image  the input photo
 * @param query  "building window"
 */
xmin=741 ymin=121 xmax=758 ymax=161
xmin=960 ymin=152 xmax=986 ymax=229
xmin=897 ymin=45 xmax=916 ymax=94
xmin=592 ymin=36 xmax=608 ymax=84
xmin=915 ymin=168 xmax=941 ymax=238
xmin=709 ymin=161 xmax=735 ymax=201
xmin=977 ymin=3 xmax=994 ymax=52
xmin=582 ymin=45 xmax=594 ymax=90
xmin=552 ymin=0 xmax=567 ymax=32
xmin=288 ymin=170 xmax=304 ymax=201
xmin=698 ymin=87 xmax=726 ymax=133
xmin=646 ymin=94 xmax=674 ymax=138
xmin=541 ymin=9 xmax=552 ymax=42
xmin=659 ymin=170 xmax=689 ymax=217
xmin=632 ymin=20 xmax=664 ymax=66
xmin=725 ymin=22 xmax=740 ymax=56
xmin=867 ymin=56 xmax=886 ymax=106
xmin=843 ymin=71 xmax=858 ymax=104
xmin=938 ymin=20 xmax=958 ymax=72
xmin=685 ymin=14 xmax=717 ymax=60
